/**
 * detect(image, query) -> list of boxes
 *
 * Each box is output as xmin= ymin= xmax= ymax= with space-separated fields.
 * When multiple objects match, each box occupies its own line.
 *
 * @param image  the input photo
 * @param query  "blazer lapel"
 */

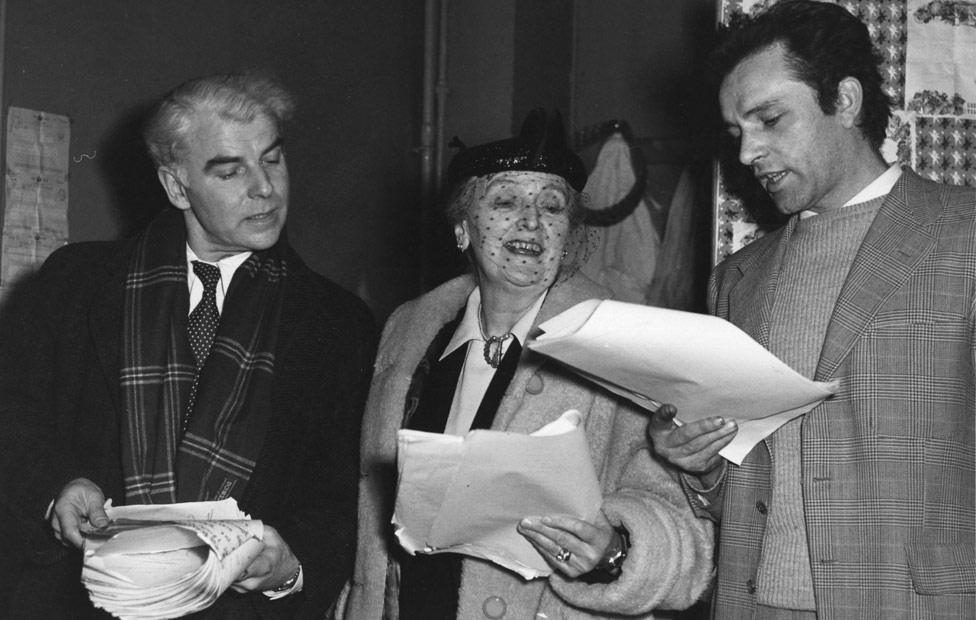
xmin=727 ymin=219 xmax=797 ymax=348
xmin=815 ymin=171 xmax=941 ymax=381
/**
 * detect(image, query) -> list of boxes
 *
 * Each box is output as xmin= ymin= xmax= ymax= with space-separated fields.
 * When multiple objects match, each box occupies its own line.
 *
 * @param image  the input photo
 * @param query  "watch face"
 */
xmin=605 ymin=547 xmax=627 ymax=571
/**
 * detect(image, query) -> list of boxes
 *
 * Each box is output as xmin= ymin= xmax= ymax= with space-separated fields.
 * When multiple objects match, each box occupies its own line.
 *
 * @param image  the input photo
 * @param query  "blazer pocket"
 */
xmin=905 ymin=542 xmax=976 ymax=594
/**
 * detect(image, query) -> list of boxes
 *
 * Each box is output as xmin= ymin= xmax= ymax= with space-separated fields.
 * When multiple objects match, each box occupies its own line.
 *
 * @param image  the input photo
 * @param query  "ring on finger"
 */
xmin=555 ymin=547 xmax=572 ymax=563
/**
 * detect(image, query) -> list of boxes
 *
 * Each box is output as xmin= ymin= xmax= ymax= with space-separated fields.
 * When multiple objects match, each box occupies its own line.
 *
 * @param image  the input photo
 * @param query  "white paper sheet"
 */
xmin=528 ymin=300 xmax=838 ymax=464
xmin=393 ymin=410 xmax=603 ymax=579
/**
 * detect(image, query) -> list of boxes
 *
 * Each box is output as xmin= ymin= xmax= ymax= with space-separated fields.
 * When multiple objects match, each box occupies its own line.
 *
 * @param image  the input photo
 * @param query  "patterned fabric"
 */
xmin=758 ymin=197 xmax=882 ymax=610
xmin=119 ymin=210 xmax=286 ymax=504
xmin=693 ymin=169 xmax=976 ymax=619
xmin=188 ymin=261 xmax=221 ymax=366
xmin=184 ymin=261 xmax=221 ymax=433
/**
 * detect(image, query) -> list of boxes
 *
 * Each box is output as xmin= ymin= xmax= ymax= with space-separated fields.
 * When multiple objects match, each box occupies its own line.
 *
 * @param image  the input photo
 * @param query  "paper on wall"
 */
xmin=1 ymin=107 xmax=70 ymax=297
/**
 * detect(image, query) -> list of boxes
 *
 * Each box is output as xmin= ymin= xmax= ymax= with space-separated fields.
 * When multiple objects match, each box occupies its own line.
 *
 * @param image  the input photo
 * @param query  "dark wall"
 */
xmin=5 ymin=0 xmax=425 ymax=320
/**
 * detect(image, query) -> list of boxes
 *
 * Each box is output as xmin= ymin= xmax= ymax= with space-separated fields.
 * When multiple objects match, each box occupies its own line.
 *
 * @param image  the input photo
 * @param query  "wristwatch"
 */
xmin=596 ymin=526 xmax=630 ymax=575
xmin=272 ymin=564 xmax=302 ymax=593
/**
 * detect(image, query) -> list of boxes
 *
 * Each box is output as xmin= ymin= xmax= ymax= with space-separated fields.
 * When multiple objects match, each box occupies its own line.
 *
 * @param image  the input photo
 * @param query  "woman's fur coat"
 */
xmin=342 ymin=273 xmax=713 ymax=619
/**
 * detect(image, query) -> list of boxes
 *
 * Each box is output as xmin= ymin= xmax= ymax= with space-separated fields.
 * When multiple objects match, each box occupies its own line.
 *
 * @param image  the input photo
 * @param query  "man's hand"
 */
xmin=50 ymin=478 xmax=109 ymax=549
xmin=646 ymin=404 xmax=737 ymax=485
xmin=231 ymin=525 xmax=300 ymax=593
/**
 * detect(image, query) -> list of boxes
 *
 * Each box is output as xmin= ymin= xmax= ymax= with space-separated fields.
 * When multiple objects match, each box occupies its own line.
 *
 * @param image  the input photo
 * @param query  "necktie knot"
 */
xmin=192 ymin=261 xmax=221 ymax=292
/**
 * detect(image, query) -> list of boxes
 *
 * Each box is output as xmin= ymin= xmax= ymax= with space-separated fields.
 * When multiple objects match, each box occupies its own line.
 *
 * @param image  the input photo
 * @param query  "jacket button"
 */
xmin=746 ymin=579 xmax=757 ymax=594
xmin=755 ymin=501 xmax=768 ymax=515
xmin=482 ymin=595 xmax=506 ymax=618
xmin=525 ymin=374 xmax=544 ymax=394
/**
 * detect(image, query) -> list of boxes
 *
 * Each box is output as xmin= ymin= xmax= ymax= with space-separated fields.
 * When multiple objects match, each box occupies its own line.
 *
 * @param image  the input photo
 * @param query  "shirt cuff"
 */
xmin=680 ymin=462 xmax=727 ymax=508
xmin=262 ymin=564 xmax=303 ymax=600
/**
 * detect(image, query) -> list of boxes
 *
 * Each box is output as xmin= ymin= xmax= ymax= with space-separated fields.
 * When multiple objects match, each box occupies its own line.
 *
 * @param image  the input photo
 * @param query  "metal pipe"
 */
xmin=434 ymin=0 xmax=450 ymax=192
xmin=419 ymin=0 xmax=438 ymax=288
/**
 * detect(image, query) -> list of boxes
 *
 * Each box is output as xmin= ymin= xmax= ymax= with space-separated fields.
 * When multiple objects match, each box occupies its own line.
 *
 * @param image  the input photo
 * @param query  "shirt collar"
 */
xmin=186 ymin=245 xmax=252 ymax=288
xmin=843 ymin=164 xmax=902 ymax=206
xmin=440 ymin=286 xmax=547 ymax=360
xmin=800 ymin=164 xmax=902 ymax=219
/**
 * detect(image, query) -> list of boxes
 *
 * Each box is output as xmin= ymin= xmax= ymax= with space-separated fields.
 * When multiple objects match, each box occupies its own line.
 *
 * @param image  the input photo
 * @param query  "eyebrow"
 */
xmin=203 ymin=137 xmax=285 ymax=173
xmin=724 ymin=99 xmax=781 ymax=131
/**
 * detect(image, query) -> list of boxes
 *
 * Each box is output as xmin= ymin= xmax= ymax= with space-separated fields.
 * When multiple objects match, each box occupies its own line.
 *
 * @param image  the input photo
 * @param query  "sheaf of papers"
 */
xmin=528 ymin=300 xmax=838 ymax=464
xmin=393 ymin=410 xmax=603 ymax=580
xmin=81 ymin=498 xmax=263 ymax=620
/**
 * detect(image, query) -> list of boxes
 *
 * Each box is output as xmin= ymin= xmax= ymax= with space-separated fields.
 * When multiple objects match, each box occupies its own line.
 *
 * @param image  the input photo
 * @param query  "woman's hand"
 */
xmin=517 ymin=510 xmax=615 ymax=578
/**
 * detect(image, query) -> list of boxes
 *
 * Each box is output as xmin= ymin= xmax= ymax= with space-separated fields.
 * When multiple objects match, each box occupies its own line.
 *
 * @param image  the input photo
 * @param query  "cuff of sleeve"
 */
xmin=262 ymin=564 xmax=304 ymax=600
xmin=680 ymin=462 xmax=727 ymax=509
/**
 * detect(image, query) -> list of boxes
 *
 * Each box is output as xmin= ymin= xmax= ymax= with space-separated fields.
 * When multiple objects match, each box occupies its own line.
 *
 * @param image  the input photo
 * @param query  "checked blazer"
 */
xmin=688 ymin=169 xmax=975 ymax=619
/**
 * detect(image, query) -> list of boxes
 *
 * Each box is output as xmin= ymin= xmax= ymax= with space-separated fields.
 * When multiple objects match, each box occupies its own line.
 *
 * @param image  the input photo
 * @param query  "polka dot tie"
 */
xmin=184 ymin=261 xmax=220 ymax=433
xmin=188 ymin=261 xmax=221 ymax=367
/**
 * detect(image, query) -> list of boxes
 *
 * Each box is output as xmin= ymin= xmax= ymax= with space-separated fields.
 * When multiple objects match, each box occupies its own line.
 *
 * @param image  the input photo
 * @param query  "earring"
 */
xmin=457 ymin=239 xmax=467 ymax=251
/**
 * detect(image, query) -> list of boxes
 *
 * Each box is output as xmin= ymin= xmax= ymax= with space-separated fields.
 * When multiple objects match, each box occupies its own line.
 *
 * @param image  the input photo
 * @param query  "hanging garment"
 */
xmin=647 ymin=165 xmax=697 ymax=310
xmin=580 ymin=132 xmax=660 ymax=303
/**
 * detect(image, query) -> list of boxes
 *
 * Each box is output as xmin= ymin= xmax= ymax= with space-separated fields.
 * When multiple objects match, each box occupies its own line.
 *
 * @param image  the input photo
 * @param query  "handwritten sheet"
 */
xmin=528 ymin=300 xmax=837 ymax=464
xmin=393 ymin=410 xmax=603 ymax=579
xmin=1 ymin=106 xmax=70 ymax=294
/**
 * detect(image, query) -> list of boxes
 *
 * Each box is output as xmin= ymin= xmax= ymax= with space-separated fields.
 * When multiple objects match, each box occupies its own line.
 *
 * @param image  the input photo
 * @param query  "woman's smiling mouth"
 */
xmin=504 ymin=239 xmax=543 ymax=256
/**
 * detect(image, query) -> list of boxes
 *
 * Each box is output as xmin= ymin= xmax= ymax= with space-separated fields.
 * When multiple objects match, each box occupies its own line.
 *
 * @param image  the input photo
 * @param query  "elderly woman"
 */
xmin=343 ymin=110 xmax=713 ymax=619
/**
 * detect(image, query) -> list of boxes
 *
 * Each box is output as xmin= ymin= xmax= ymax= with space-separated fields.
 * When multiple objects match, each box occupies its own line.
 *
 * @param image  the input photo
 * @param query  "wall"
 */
xmin=4 ymin=0 xmax=425 ymax=321
xmin=572 ymin=0 xmax=715 ymax=141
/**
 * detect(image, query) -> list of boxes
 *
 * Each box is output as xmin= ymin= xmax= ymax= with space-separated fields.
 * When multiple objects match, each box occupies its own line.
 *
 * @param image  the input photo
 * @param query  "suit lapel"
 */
xmin=727 ymin=219 xmax=797 ymax=348
xmin=815 ymin=171 xmax=941 ymax=380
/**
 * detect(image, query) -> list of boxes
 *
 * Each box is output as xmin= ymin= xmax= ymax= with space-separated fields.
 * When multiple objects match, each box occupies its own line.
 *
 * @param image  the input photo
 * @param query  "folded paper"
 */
xmin=393 ymin=410 xmax=603 ymax=579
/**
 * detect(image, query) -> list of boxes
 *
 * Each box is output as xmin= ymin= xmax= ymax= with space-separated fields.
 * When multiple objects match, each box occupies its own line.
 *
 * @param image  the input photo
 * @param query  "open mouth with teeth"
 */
xmin=503 ymin=239 xmax=544 ymax=256
xmin=760 ymin=171 xmax=788 ymax=189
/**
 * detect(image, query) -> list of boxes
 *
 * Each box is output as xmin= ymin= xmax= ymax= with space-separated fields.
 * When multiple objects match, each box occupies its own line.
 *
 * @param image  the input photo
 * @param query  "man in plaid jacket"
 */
xmin=648 ymin=2 xmax=974 ymax=618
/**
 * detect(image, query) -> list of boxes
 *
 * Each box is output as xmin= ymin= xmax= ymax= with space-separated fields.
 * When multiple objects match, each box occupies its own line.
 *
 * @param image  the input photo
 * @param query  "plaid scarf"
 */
xmin=120 ymin=209 xmax=286 ymax=504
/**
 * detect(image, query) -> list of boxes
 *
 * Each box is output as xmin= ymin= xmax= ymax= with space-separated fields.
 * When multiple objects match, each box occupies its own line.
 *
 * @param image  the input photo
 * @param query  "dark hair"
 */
xmin=144 ymin=72 xmax=295 ymax=169
xmin=709 ymin=0 xmax=891 ymax=150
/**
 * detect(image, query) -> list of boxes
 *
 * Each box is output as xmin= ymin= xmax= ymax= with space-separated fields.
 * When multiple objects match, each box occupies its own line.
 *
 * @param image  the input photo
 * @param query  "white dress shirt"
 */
xmin=185 ymin=246 xmax=252 ymax=315
xmin=438 ymin=287 xmax=546 ymax=436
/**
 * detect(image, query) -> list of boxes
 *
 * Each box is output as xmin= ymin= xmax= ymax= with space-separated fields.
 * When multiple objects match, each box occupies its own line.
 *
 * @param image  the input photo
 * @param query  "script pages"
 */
xmin=393 ymin=410 xmax=603 ymax=579
xmin=81 ymin=498 xmax=263 ymax=619
xmin=529 ymin=299 xmax=838 ymax=464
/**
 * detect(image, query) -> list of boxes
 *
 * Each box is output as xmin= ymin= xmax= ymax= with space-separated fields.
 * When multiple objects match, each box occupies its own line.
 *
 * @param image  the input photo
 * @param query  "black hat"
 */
xmin=446 ymin=108 xmax=587 ymax=192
